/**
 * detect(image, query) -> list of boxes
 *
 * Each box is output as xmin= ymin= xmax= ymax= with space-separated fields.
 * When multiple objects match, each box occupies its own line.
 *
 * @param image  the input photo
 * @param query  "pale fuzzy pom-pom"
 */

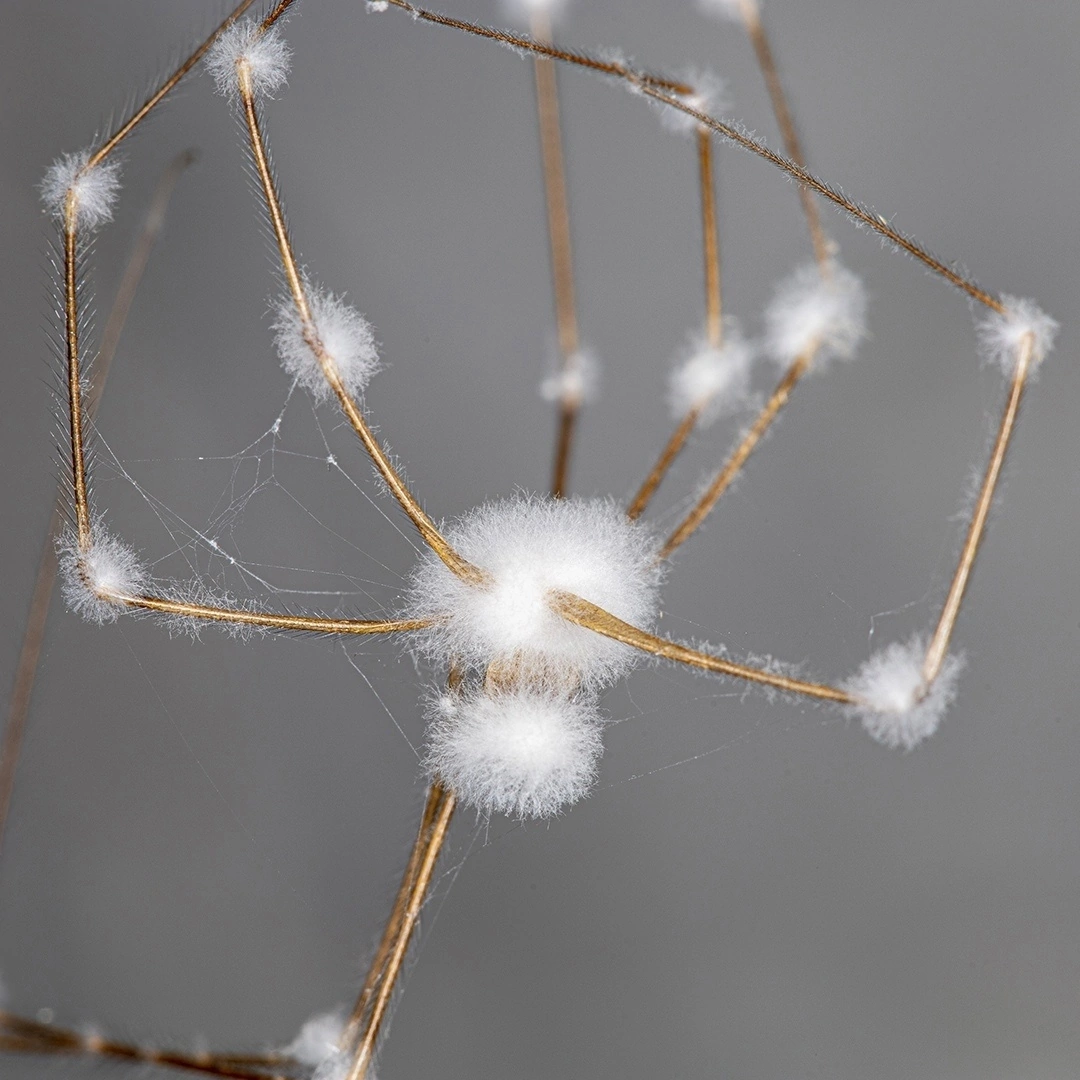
xmin=284 ymin=1009 xmax=346 ymax=1068
xmin=273 ymin=287 xmax=380 ymax=404
xmin=539 ymin=350 xmax=599 ymax=406
xmin=405 ymin=495 xmax=663 ymax=688
xmin=502 ymin=0 xmax=569 ymax=25
xmin=366 ymin=1 xmax=390 ymax=11
xmin=57 ymin=527 xmax=148 ymax=625
xmin=40 ymin=151 xmax=122 ymax=231
xmin=205 ymin=22 xmax=292 ymax=99
xmin=697 ymin=0 xmax=753 ymax=22
xmin=667 ymin=323 xmax=754 ymax=424
xmin=657 ymin=70 xmax=730 ymax=135
xmin=842 ymin=635 xmax=964 ymax=751
xmin=976 ymin=296 xmax=1057 ymax=377
xmin=426 ymin=688 xmax=604 ymax=819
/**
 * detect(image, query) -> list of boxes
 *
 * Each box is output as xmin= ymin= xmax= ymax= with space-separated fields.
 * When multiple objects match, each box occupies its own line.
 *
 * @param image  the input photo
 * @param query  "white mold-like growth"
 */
xmin=842 ymin=635 xmax=964 ymax=751
xmin=501 ymin=0 xmax=570 ymax=25
xmin=657 ymin=70 xmax=730 ymax=136
xmin=764 ymin=261 xmax=867 ymax=368
xmin=667 ymin=323 xmax=754 ymax=424
xmin=697 ymin=0 xmax=753 ymax=22
xmin=405 ymin=495 xmax=662 ymax=688
xmin=273 ymin=287 xmax=380 ymax=404
xmin=976 ymin=295 xmax=1058 ymax=377
xmin=425 ymin=688 xmax=604 ymax=819
xmin=283 ymin=1009 xmax=346 ymax=1069
xmin=205 ymin=21 xmax=292 ymax=100
xmin=40 ymin=151 xmax=122 ymax=231
xmin=312 ymin=1051 xmax=354 ymax=1080
xmin=57 ymin=527 xmax=148 ymax=625
xmin=365 ymin=1 xmax=390 ymax=11
xmin=539 ymin=349 xmax=600 ymax=406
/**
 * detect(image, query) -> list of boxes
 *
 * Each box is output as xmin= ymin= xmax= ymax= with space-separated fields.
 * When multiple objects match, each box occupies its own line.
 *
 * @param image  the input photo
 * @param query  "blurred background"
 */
xmin=2 ymin=1 xmax=1079 ymax=1077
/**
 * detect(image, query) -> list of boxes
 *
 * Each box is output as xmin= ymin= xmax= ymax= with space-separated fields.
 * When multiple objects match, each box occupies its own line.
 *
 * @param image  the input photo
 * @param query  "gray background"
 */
xmin=2 ymin=1 xmax=1079 ymax=1077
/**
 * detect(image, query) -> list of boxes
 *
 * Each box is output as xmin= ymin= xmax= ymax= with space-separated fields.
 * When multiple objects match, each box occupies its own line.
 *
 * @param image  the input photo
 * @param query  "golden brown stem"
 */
xmin=260 ymin=0 xmax=302 ymax=31
xmin=697 ymin=128 xmax=723 ymax=347
xmin=235 ymin=70 xmax=484 ymax=587
xmin=659 ymin=350 xmax=812 ymax=560
xmin=63 ymin=210 xmax=90 ymax=548
xmin=739 ymin=1 xmax=830 ymax=270
xmin=383 ymin=0 xmax=1004 ymax=314
xmin=343 ymin=780 xmax=457 ymax=1080
xmin=922 ymin=335 xmax=1033 ymax=685
xmin=626 ymin=406 xmax=701 ymax=521
xmin=550 ymin=591 xmax=853 ymax=704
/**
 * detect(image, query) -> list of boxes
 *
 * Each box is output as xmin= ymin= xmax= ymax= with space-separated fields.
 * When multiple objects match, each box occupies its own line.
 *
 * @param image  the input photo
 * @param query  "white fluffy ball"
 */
xmin=667 ymin=324 xmax=754 ymax=424
xmin=40 ymin=151 xmax=122 ymax=231
xmin=205 ymin=21 xmax=292 ymax=100
xmin=426 ymin=688 xmax=604 ymax=819
xmin=976 ymin=295 xmax=1057 ymax=377
xmin=57 ymin=526 xmax=147 ymax=625
xmin=404 ymin=495 xmax=662 ymax=688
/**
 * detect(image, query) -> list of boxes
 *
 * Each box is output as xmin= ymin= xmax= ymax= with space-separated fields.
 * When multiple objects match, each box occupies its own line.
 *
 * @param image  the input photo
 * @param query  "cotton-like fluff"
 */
xmin=764 ymin=261 xmax=867 ymax=368
xmin=697 ymin=0 xmax=752 ymax=22
xmin=426 ymin=687 xmax=604 ymax=819
xmin=283 ymin=1009 xmax=345 ymax=1069
xmin=405 ymin=495 xmax=662 ymax=688
xmin=842 ymin=635 xmax=964 ymax=751
xmin=273 ymin=287 xmax=380 ymax=404
xmin=205 ymin=21 xmax=292 ymax=99
xmin=57 ymin=527 xmax=148 ymax=625
xmin=976 ymin=295 xmax=1057 ymax=378
xmin=667 ymin=323 xmax=754 ymax=424
xmin=539 ymin=350 xmax=599 ymax=407
xmin=40 ymin=151 xmax=122 ymax=231
xmin=656 ymin=70 xmax=729 ymax=136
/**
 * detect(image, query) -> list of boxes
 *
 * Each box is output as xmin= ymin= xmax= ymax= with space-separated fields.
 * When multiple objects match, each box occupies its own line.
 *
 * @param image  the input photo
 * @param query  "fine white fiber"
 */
xmin=696 ymin=0 xmax=753 ymax=22
xmin=273 ymin=286 xmax=380 ymax=404
xmin=764 ymin=261 xmax=867 ymax=368
xmin=40 ymin=151 xmax=122 ymax=231
xmin=667 ymin=323 xmax=754 ymax=424
xmin=404 ymin=495 xmax=663 ymax=688
xmin=312 ymin=1050 xmax=354 ymax=1080
xmin=842 ymin=635 xmax=964 ymax=751
xmin=205 ymin=21 xmax=292 ymax=100
xmin=283 ymin=1009 xmax=346 ymax=1069
xmin=366 ymin=1 xmax=390 ymax=11
xmin=656 ymin=71 xmax=730 ymax=136
xmin=425 ymin=688 xmax=604 ymax=819
xmin=57 ymin=526 xmax=148 ymax=625
xmin=501 ymin=0 xmax=570 ymax=25
xmin=539 ymin=349 xmax=600 ymax=406
xmin=976 ymin=295 xmax=1058 ymax=377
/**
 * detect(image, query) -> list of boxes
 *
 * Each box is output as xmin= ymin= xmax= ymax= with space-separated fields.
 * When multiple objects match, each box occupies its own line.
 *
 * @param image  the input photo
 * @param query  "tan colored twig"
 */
xmin=627 ymin=406 xmax=701 ymax=521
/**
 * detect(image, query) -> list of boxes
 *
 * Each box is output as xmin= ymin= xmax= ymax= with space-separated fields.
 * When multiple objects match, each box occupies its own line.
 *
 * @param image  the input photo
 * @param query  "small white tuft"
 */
xmin=976 ymin=295 xmax=1058 ymax=377
xmin=656 ymin=71 xmax=729 ymax=135
xmin=312 ymin=1051 xmax=354 ymax=1080
xmin=283 ymin=1009 xmax=345 ymax=1069
xmin=539 ymin=349 xmax=599 ymax=407
xmin=764 ymin=261 xmax=867 ymax=369
xmin=57 ymin=527 xmax=148 ymax=625
xmin=273 ymin=286 xmax=380 ymax=404
xmin=365 ymin=0 xmax=390 ymax=11
xmin=426 ymin=687 xmax=603 ymax=819
xmin=842 ymin=635 xmax=964 ymax=751
xmin=405 ymin=495 xmax=663 ymax=689
xmin=502 ymin=0 xmax=569 ymax=24
xmin=667 ymin=322 xmax=754 ymax=424
xmin=697 ymin=0 xmax=753 ymax=21
xmin=40 ymin=151 xmax=122 ymax=231
xmin=205 ymin=21 xmax=292 ymax=100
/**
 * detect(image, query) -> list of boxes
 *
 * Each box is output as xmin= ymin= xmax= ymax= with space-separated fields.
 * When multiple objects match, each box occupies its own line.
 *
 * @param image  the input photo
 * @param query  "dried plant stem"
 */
xmin=738 ymin=1 xmax=830 ymax=270
xmin=260 ymin=0 xmax=302 ymax=32
xmin=551 ymin=591 xmax=853 ymax=704
xmin=626 ymin=406 xmax=701 ymax=521
xmin=342 ymin=780 xmax=457 ymax=1080
xmin=922 ymin=335 xmax=1034 ymax=686
xmin=234 ymin=67 xmax=484 ymax=587
xmin=0 ymin=150 xmax=194 ymax=861
xmin=530 ymin=11 xmax=582 ymax=499
xmin=383 ymin=0 xmax=1004 ymax=314
xmin=659 ymin=349 xmax=814 ymax=559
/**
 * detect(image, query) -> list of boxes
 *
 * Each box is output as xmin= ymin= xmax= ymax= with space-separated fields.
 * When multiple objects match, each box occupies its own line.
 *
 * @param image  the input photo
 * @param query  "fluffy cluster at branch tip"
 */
xmin=657 ymin=71 xmax=730 ymax=136
xmin=697 ymin=0 xmax=755 ymax=21
xmin=283 ymin=1009 xmax=346 ymax=1069
xmin=40 ymin=151 xmax=122 ymax=231
xmin=426 ymin=686 xmax=604 ymax=819
xmin=976 ymin=296 xmax=1058 ymax=377
xmin=365 ymin=0 xmax=390 ymax=11
xmin=57 ymin=526 xmax=147 ymax=625
xmin=404 ymin=495 xmax=662 ymax=689
xmin=765 ymin=261 xmax=867 ymax=368
xmin=668 ymin=322 xmax=754 ymax=424
xmin=273 ymin=286 xmax=380 ymax=404
xmin=205 ymin=21 xmax=291 ymax=99
xmin=842 ymin=635 xmax=964 ymax=751
xmin=539 ymin=349 xmax=599 ymax=406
